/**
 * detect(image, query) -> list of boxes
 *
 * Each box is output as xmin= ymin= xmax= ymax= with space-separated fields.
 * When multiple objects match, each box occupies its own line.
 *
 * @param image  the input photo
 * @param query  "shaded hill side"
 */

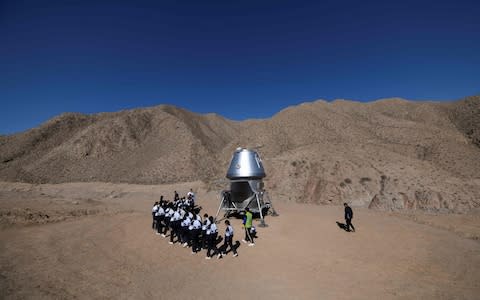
xmin=449 ymin=95 xmax=480 ymax=148
xmin=1 ymin=96 xmax=479 ymax=213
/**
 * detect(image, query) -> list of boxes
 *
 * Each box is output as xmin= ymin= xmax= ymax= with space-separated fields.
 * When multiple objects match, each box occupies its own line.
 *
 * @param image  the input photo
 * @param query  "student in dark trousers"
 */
xmin=344 ymin=203 xmax=355 ymax=232
xmin=174 ymin=191 xmax=179 ymax=201
xmin=163 ymin=204 xmax=172 ymax=237
xmin=205 ymin=216 xmax=218 ymax=259
xmin=242 ymin=208 xmax=255 ymax=246
xmin=201 ymin=213 xmax=210 ymax=249
xmin=191 ymin=213 xmax=202 ymax=254
xmin=169 ymin=208 xmax=181 ymax=244
xmin=180 ymin=215 xmax=191 ymax=246
xmin=218 ymin=220 xmax=238 ymax=258
xmin=151 ymin=202 xmax=159 ymax=229
xmin=155 ymin=204 xmax=165 ymax=235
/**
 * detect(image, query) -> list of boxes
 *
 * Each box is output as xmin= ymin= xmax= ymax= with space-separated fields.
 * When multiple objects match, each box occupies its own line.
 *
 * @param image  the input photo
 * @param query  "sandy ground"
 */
xmin=0 ymin=182 xmax=479 ymax=299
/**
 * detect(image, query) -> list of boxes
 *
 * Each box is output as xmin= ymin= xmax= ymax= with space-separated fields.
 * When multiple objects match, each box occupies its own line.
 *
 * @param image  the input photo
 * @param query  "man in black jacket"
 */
xmin=344 ymin=203 xmax=355 ymax=232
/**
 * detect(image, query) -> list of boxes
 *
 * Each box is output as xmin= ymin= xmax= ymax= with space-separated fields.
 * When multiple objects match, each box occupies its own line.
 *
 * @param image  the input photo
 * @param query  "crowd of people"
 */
xmin=151 ymin=189 xmax=256 ymax=259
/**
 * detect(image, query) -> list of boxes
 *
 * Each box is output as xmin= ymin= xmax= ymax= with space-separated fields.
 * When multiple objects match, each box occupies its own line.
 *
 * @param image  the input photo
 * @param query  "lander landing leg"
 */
xmin=257 ymin=191 xmax=279 ymax=227
xmin=256 ymin=193 xmax=267 ymax=227
xmin=263 ymin=191 xmax=279 ymax=217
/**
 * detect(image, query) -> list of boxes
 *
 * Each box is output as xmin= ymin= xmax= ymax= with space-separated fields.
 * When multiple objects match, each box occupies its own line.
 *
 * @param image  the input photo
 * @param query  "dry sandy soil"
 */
xmin=1 ymin=181 xmax=479 ymax=300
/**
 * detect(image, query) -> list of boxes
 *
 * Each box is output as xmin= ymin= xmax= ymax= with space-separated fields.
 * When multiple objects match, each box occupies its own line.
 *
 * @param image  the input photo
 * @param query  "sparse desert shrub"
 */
xmin=360 ymin=177 xmax=371 ymax=184
xmin=344 ymin=178 xmax=352 ymax=184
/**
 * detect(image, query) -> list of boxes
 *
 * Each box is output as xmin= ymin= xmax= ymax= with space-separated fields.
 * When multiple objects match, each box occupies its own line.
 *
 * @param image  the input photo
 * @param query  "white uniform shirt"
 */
xmin=173 ymin=210 xmax=181 ymax=222
xmin=192 ymin=219 xmax=202 ymax=230
xmin=202 ymin=218 xmax=211 ymax=230
xmin=187 ymin=192 xmax=196 ymax=206
xmin=225 ymin=225 xmax=234 ymax=237
xmin=155 ymin=206 xmax=165 ymax=217
xmin=183 ymin=217 xmax=191 ymax=228
xmin=207 ymin=223 xmax=217 ymax=235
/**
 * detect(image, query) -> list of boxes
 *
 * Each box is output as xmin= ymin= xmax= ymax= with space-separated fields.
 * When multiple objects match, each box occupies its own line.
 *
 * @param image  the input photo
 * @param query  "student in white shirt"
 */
xmin=218 ymin=220 xmax=238 ymax=258
xmin=151 ymin=202 xmax=159 ymax=230
xmin=155 ymin=204 xmax=165 ymax=235
xmin=187 ymin=189 xmax=196 ymax=208
xmin=201 ymin=213 xmax=211 ymax=249
xmin=187 ymin=189 xmax=195 ymax=200
xmin=169 ymin=208 xmax=181 ymax=244
xmin=205 ymin=216 xmax=218 ymax=259
xmin=191 ymin=213 xmax=202 ymax=254
xmin=163 ymin=204 xmax=173 ymax=237
xmin=181 ymin=215 xmax=192 ymax=247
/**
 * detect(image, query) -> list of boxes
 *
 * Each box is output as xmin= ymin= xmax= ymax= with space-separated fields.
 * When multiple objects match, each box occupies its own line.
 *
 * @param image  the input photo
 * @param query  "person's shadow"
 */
xmin=215 ymin=235 xmax=223 ymax=247
xmin=233 ymin=241 xmax=240 ymax=253
xmin=216 ymin=239 xmax=241 ymax=255
xmin=336 ymin=221 xmax=348 ymax=231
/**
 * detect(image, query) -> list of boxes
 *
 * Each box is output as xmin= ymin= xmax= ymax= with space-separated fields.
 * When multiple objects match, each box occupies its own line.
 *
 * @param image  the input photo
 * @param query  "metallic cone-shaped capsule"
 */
xmin=226 ymin=148 xmax=266 ymax=180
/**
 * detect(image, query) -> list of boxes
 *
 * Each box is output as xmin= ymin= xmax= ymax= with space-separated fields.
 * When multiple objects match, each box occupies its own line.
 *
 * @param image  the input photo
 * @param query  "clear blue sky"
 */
xmin=1 ymin=0 xmax=479 ymax=134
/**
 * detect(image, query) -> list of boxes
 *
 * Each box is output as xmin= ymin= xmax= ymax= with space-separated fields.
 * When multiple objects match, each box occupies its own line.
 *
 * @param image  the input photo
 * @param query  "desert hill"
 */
xmin=0 ymin=106 xmax=240 ymax=184
xmin=1 ymin=96 xmax=479 ymax=213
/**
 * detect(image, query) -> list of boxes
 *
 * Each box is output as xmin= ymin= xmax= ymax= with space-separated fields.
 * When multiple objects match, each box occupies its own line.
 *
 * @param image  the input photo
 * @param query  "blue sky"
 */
xmin=1 ymin=0 xmax=479 ymax=134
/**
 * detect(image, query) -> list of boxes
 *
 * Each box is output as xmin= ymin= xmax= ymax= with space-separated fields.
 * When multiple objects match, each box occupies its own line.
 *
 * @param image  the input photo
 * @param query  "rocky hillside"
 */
xmin=1 ymin=96 xmax=479 ymax=213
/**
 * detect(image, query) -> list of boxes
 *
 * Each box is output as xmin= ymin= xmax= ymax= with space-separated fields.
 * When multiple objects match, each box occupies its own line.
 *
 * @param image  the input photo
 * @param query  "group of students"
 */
xmin=151 ymin=190 xmax=256 ymax=259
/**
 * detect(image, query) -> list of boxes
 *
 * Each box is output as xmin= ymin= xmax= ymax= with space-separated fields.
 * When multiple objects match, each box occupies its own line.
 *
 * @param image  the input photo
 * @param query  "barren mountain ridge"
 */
xmin=1 ymin=96 xmax=479 ymax=213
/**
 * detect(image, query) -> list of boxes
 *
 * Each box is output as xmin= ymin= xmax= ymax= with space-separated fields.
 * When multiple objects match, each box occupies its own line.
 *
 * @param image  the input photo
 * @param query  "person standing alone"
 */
xmin=344 ymin=203 xmax=355 ymax=232
xmin=242 ymin=208 xmax=255 ymax=246
xmin=218 ymin=220 xmax=238 ymax=258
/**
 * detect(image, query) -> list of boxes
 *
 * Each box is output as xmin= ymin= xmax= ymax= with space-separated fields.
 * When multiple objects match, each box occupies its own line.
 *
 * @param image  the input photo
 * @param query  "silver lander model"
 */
xmin=215 ymin=148 xmax=278 ymax=227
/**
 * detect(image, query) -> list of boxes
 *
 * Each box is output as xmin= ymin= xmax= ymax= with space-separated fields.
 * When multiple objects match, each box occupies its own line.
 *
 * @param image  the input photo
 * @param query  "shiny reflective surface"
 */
xmin=226 ymin=148 xmax=266 ymax=179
